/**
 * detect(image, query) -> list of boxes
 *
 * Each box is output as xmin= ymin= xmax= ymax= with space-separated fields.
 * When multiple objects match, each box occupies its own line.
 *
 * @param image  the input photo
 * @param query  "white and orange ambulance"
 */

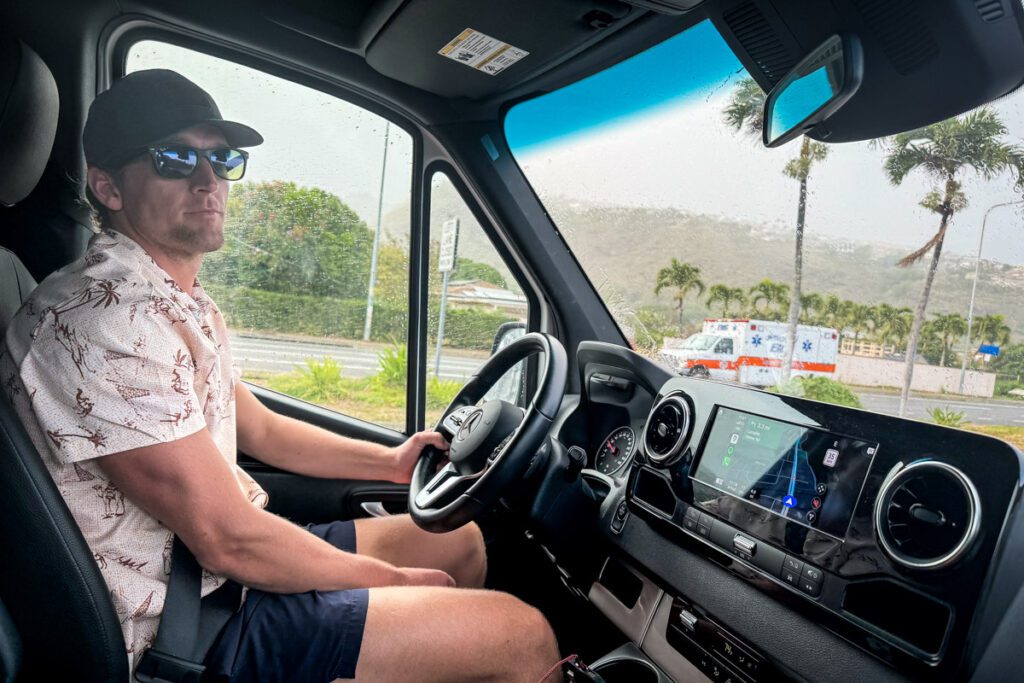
xmin=660 ymin=319 xmax=839 ymax=386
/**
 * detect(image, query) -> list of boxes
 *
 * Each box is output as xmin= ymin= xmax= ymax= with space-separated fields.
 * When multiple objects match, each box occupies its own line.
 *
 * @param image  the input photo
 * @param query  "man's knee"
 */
xmin=456 ymin=522 xmax=487 ymax=587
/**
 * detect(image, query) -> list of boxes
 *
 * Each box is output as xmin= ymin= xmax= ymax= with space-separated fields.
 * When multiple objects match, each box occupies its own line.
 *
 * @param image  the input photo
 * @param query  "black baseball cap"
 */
xmin=83 ymin=69 xmax=263 ymax=168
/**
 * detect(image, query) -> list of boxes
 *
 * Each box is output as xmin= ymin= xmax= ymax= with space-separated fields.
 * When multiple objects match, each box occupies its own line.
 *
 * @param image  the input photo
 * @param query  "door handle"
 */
xmin=359 ymin=501 xmax=391 ymax=518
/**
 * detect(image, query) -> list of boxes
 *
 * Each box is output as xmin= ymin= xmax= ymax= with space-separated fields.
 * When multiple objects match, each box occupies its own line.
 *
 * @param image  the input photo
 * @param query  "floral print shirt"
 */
xmin=0 ymin=229 xmax=268 ymax=676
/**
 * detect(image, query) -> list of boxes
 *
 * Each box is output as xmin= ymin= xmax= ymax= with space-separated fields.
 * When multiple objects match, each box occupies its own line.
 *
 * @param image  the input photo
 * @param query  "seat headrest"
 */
xmin=0 ymin=32 xmax=58 ymax=207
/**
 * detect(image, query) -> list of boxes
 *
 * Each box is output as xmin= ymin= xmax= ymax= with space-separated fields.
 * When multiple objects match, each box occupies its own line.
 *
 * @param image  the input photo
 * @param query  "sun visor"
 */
xmin=709 ymin=0 xmax=1024 ymax=143
xmin=365 ymin=0 xmax=641 ymax=99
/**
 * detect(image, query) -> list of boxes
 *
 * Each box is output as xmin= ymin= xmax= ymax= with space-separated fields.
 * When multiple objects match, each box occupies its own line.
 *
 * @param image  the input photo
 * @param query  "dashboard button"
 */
xmin=798 ymin=577 xmax=822 ymax=597
xmin=678 ymin=609 xmax=698 ymax=631
xmin=685 ymin=506 xmax=700 ymax=522
xmin=783 ymin=556 xmax=803 ymax=574
xmin=697 ymin=512 xmax=714 ymax=537
xmin=802 ymin=564 xmax=823 ymax=583
xmin=732 ymin=534 xmax=756 ymax=558
xmin=683 ymin=517 xmax=699 ymax=532
xmin=781 ymin=568 xmax=800 ymax=586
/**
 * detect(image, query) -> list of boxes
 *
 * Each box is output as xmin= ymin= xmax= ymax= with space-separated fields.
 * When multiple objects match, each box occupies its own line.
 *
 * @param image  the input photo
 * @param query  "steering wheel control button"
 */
xmin=678 ymin=609 xmax=698 ymax=631
xmin=802 ymin=564 xmax=823 ymax=583
xmin=732 ymin=534 xmax=756 ymax=559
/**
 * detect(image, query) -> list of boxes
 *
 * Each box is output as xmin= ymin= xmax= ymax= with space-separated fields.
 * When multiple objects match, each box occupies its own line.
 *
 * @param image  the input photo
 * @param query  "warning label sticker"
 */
xmin=438 ymin=28 xmax=529 ymax=76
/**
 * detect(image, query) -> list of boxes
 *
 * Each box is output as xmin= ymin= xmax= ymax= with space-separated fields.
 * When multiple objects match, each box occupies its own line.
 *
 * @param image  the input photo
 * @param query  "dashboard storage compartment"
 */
xmin=632 ymin=468 xmax=676 ymax=518
xmin=841 ymin=580 xmax=952 ymax=656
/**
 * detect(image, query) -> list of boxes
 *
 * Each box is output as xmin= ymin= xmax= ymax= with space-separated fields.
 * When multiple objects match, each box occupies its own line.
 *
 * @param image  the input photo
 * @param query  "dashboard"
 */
xmin=538 ymin=342 xmax=1024 ymax=683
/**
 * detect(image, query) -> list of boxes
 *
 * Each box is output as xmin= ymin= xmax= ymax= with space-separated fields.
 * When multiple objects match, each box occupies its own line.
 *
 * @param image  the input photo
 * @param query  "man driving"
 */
xmin=0 ymin=69 xmax=560 ymax=683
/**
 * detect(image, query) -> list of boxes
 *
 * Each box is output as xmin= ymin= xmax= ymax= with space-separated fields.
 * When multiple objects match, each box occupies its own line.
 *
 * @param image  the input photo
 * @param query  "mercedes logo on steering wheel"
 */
xmin=456 ymin=410 xmax=483 ymax=441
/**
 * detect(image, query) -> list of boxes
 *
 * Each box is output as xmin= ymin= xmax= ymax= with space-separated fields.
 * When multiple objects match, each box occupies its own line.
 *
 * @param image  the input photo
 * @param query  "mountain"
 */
xmin=375 ymin=192 xmax=1024 ymax=339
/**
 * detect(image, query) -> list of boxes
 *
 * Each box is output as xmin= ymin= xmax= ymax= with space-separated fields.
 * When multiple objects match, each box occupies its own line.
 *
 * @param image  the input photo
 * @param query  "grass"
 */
xmin=928 ymin=406 xmax=966 ymax=428
xmin=962 ymin=425 xmax=1024 ymax=448
xmin=251 ymin=348 xmax=462 ymax=431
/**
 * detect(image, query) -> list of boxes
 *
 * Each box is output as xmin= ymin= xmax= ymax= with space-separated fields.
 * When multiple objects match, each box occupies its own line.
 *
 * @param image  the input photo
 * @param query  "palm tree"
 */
xmin=654 ymin=259 xmax=706 ymax=334
xmin=973 ymin=313 xmax=1012 ymax=347
xmin=873 ymin=304 xmax=914 ymax=354
xmin=800 ymin=292 xmax=824 ymax=324
xmin=818 ymin=294 xmax=846 ymax=329
xmin=726 ymin=76 xmax=830 ymax=381
xmin=748 ymin=279 xmax=790 ymax=321
xmin=930 ymin=313 xmax=968 ymax=367
xmin=844 ymin=302 xmax=875 ymax=346
xmin=877 ymin=108 xmax=1023 ymax=414
xmin=706 ymin=284 xmax=747 ymax=318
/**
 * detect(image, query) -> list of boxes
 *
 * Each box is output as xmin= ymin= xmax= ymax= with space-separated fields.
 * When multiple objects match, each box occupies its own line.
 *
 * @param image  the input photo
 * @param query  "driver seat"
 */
xmin=0 ymin=32 xmax=128 ymax=680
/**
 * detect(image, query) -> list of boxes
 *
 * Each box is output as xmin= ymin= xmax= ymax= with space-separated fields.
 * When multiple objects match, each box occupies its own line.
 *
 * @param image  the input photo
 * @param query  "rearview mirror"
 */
xmin=763 ymin=34 xmax=863 ymax=148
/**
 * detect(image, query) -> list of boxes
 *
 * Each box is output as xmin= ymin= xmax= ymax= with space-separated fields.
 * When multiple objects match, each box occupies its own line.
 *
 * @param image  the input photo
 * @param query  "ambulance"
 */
xmin=660 ymin=319 xmax=839 ymax=386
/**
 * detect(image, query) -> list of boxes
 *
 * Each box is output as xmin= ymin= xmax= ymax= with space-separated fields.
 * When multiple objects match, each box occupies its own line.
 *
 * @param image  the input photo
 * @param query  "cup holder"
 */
xmin=592 ymin=657 xmax=660 ymax=683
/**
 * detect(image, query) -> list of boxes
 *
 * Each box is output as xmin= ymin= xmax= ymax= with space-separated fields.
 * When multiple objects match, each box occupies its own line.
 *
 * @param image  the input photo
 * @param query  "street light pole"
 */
xmin=363 ymin=122 xmax=391 ymax=342
xmin=958 ymin=199 xmax=1023 ymax=393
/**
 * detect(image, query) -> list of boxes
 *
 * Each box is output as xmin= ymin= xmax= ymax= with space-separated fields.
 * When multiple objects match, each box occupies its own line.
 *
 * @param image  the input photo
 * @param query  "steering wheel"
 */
xmin=409 ymin=332 xmax=567 ymax=533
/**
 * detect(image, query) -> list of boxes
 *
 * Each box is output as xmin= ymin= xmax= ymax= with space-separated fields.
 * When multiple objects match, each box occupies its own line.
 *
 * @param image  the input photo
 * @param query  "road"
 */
xmin=230 ymin=335 xmax=1023 ymax=425
xmin=857 ymin=392 xmax=1024 ymax=426
xmin=230 ymin=334 xmax=486 ymax=381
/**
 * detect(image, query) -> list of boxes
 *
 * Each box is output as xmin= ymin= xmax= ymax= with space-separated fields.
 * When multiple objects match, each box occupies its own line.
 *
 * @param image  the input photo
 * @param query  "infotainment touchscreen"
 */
xmin=692 ymin=407 xmax=878 ymax=540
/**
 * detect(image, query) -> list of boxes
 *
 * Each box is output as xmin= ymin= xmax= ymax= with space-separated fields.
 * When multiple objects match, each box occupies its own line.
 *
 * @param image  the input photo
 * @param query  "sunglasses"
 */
xmin=145 ymin=145 xmax=249 ymax=181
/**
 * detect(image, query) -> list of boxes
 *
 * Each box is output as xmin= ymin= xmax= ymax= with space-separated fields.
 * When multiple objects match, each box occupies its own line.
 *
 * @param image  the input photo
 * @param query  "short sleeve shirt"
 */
xmin=0 ymin=229 xmax=268 ymax=676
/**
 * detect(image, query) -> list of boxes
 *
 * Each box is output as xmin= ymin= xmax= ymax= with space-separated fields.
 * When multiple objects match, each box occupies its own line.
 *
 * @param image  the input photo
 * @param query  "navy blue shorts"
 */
xmin=204 ymin=521 xmax=369 ymax=682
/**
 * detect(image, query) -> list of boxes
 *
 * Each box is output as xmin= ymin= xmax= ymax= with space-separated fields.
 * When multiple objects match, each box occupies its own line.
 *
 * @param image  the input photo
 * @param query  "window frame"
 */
xmin=422 ymin=163 xmax=540 ymax=418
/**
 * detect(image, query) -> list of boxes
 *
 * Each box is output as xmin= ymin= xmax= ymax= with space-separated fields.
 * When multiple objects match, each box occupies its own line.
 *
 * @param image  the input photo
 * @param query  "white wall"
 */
xmin=835 ymin=355 xmax=996 ymax=398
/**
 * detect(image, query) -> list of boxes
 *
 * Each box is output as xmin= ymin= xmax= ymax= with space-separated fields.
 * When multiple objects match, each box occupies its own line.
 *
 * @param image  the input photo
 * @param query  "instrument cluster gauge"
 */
xmin=595 ymin=426 xmax=636 ymax=475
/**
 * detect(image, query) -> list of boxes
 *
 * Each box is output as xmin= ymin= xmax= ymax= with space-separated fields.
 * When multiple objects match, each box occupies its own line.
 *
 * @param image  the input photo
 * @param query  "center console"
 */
xmin=626 ymin=376 xmax=1021 ymax=680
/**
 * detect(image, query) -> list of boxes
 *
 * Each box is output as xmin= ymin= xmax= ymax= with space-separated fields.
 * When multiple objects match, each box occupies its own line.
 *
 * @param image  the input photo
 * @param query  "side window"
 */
xmin=127 ymin=42 xmax=413 ymax=431
xmin=425 ymin=172 xmax=529 ymax=426
xmin=717 ymin=339 xmax=734 ymax=354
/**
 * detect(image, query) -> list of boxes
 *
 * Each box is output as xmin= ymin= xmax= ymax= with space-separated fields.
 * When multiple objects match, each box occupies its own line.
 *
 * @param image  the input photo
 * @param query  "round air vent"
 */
xmin=643 ymin=393 xmax=692 ymax=466
xmin=875 ymin=461 xmax=981 ymax=570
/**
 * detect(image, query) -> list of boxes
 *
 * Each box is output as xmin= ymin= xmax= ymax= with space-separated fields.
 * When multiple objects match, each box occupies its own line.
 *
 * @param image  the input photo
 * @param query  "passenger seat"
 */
xmin=0 ymin=25 xmax=50 ymax=333
xmin=0 ymin=246 xmax=35 ymax=336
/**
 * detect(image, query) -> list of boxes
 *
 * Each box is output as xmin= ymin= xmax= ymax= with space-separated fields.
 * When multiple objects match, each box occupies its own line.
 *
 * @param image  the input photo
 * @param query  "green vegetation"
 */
xmin=266 ymin=349 xmax=462 ymax=427
xmin=654 ymin=259 xmax=705 ymax=333
xmin=964 ymin=425 xmax=1024 ymax=448
xmin=770 ymin=376 xmax=862 ymax=409
xmin=874 ymin=107 xmax=1024 ymax=415
xmin=207 ymin=284 xmax=513 ymax=350
xmin=929 ymin=406 xmax=966 ymax=428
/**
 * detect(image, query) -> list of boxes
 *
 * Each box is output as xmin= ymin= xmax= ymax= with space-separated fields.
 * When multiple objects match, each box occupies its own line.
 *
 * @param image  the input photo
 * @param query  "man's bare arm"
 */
xmin=95 ymin=429 xmax=454 ymax=592
xmin=235 ymin=382 xmax=446 ymax=482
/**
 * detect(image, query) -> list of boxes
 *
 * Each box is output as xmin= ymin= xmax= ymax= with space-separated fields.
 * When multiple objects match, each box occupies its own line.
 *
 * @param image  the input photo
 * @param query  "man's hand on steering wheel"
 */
xmin=408 ymin=333 xmax=567 ymax=533
xmin=389 ymin=431 xmax=450 ymax=484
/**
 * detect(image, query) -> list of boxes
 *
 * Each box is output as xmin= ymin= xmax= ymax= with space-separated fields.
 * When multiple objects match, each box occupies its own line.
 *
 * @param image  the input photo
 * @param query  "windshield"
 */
xmin=505 ymin=20 xmax=1024 ymax=440
xmin=683 ymin=334 xmax=719 ymax=351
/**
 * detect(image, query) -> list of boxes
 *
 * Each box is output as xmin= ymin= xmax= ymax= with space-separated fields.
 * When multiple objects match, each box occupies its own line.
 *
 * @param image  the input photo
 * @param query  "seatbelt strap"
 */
xmin=134 ymin=536 xmax=214 ymax=683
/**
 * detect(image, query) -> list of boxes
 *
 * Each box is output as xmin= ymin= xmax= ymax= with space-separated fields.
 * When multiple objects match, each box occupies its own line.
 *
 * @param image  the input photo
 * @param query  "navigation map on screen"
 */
xmin=693 ymin=407 xmax=878 ymax=540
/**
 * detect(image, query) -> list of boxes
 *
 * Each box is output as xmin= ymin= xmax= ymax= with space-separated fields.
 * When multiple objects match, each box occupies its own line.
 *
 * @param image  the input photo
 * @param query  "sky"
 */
xmin=504 ymin=21 xmax=1024 ymax=266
